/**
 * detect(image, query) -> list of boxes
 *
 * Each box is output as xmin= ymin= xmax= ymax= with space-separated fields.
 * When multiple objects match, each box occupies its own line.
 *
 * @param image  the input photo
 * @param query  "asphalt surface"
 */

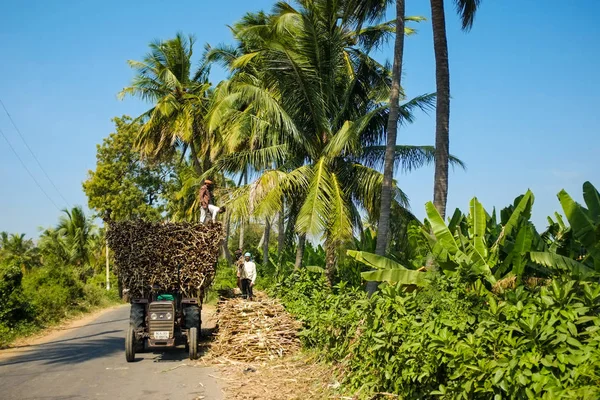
xmin=0 ymin=305 xmax=223 ymax=400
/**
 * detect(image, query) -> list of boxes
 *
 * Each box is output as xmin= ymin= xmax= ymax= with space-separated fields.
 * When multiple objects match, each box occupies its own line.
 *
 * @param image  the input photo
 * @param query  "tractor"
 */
xmin=125 ymin=283 xmax=202 ymax=362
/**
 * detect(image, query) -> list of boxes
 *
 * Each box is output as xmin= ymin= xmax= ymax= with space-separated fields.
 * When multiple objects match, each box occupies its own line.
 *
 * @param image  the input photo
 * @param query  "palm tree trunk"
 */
xmin=371 ymin=0 xmax=405 ymax=294
xmin=294 ymin=234 xmax=306 ymax=270
xmin=325 ymin=242 xmax=337 ymax=287
xmin=262 ymin=217 xmax=271 ymax=266
xmin=237 ymin=171 xmax=247 ymax=251
xmin=222 ymin=212 xmax=232 ymax=264
xmin=238 ymin=223 xmax=245 ymax=251
xmin=189 ymin=141 xmax=203 ymax=176
xmin=277 ymin=205 xmax=285 ymax=258
xmin=431 ymin=0 xmax=450 ymax=219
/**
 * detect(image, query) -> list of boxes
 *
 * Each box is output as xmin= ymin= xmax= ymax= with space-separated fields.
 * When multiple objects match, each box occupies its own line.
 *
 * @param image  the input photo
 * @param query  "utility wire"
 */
xmin=0 ymin=98 xmax=70 ymax=207
xmin=0 ymin=125 xmax=61 ymax=211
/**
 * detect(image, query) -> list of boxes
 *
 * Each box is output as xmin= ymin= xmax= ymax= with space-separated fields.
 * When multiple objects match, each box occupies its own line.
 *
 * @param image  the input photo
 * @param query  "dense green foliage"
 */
xmin=0 ymin=208 xmax=119 ymax=347
xmin=273 ymin=270 xmax=600 ymax=399
xmin=82 ymin=116 xmax=178 ymax=221
xmin=265 ymin=185 xmax=600 ymax=399
xmin=5 ymin=3 xmax=597 ymax=399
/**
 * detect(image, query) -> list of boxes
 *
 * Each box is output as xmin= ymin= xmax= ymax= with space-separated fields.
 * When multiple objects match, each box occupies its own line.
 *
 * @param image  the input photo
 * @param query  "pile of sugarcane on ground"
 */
xmin=106 ymin=220 xmax=224 ymax=298
xmin=209 ymin=292 xmax=302 ymax=362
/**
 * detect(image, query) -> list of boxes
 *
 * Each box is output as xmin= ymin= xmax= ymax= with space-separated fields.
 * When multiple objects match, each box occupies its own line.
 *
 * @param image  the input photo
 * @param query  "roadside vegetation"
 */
xmin=0 ymin=209 xmax=120 ymax=348
xmin=2 ymin=0 xmax=599 ymax=398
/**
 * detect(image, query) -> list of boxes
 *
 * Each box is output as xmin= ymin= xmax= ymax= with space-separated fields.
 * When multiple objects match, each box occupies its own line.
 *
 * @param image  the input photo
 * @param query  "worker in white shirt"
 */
xmin=240 ymin=252 xmax=256 ymax=300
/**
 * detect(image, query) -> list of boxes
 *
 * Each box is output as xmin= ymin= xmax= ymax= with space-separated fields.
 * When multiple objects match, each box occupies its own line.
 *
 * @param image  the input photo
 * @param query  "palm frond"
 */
xmin=361 ymin=145 xmax=466 ymax=172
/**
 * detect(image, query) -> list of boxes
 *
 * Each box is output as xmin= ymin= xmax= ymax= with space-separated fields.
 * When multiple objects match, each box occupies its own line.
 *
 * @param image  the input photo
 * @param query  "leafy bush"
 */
xmin=0 ymin=263 xmax=32 ymax=325
xmin=82 ymin=272 xmax=120 ymax=307
xmin=274 ymin=270 xmax=600 ymax=399
xmin=22 ymin=265 xmax=85 ymax=323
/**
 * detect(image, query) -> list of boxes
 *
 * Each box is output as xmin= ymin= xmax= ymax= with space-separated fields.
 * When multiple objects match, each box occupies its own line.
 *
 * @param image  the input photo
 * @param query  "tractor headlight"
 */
xmin=151 ymin=313 xmax=157 ymax=320
xmin=166 ymin=312 xmax=172 ymax=320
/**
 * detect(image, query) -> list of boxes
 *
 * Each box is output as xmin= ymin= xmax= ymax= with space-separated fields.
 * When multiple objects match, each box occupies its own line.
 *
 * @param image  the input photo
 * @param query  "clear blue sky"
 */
xmin=0 ymin=0 xmax=598 ymax=238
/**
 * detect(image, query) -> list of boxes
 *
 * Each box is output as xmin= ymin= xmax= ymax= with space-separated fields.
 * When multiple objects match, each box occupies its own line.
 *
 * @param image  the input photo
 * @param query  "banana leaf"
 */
xmin=510 ymin=224 xmax=534 ymax=277
xmin=558 ymin=189 xmax=600 ymax=262
xmin=530 ymin=251 xmax=597 ymax=278
xmin=500 ymin=190 xmax=534 ymax=245
xmin=583 ymin=181 xmax=600 ymax=223
xmin=469 ymin=197 xmax=487 ymax=259
xmin=425 ymin=202 xmax=459 ymax=254
xmin=346 ymin=250 xmax=403 ymax=270
xmin=361 ymin=268 xmax=427 ymax=286
xmin=447 ymin=208 xmax=463 ymax=234
xmin=306 ymin=265 xmax=325 ymax=273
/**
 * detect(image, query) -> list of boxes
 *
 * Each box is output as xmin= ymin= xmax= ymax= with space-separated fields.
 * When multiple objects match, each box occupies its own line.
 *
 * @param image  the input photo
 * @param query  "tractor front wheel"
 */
xmin=188 ymin=327 xmax=198 ymax=360
xmin=125 ymin=325 xmax=136 ymax=362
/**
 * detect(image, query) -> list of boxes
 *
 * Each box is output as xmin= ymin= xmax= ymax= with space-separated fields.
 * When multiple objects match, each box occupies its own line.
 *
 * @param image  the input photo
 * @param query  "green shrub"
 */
xmin=84 ymin=272 xmax=120 ymax=307
xmin=0 ymin=263 xmax=32 ymax=325
xmin=275 ymin=271 xmax=600 ymax=399
xmin=205 ymin=261 xmax=238 ymax=303
xmin=22 ymin=264 xmax=85 ymax=323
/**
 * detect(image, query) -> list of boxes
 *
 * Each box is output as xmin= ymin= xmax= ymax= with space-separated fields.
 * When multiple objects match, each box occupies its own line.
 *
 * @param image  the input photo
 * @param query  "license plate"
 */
xmin=153 ymin=331 xmax=169 ymax=340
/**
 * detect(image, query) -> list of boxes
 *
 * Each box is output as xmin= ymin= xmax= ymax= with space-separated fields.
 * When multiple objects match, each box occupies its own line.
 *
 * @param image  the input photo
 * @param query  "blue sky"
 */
xmin=0 ymin=0 xmax=598 ymax=238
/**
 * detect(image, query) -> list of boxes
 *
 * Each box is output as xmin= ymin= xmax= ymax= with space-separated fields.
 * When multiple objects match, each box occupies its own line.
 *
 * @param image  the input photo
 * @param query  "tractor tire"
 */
xmin=136 ymin=338 xmax=147 ymax=353
xmin=184 ymin=305 xmax=201 ymax=331
xmin=125 ymin=325 xmax=136 ymax=362
xmin=129 ymin=303 xmax=145 ymax=329
xmin=188 ymin=327 xmax=198 ymax=360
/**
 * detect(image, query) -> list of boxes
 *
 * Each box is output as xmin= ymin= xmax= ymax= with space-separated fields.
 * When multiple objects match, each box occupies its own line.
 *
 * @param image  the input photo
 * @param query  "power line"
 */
xmin=0 ymin=125 xmax=61 ymax=211
xmin=0 ymin=98 xmax=70 ymax=207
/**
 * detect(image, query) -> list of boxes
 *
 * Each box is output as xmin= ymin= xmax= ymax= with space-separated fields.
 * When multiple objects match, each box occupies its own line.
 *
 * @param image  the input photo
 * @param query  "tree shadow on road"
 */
xmin=0 ymin=334 xmax=124 ymax=367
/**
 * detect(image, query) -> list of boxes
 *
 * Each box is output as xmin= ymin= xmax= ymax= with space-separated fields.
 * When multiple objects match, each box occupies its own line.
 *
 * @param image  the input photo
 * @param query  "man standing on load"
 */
xmin=199 ymin=179 xmax=223 ymax=224
xmin=240 ymin=252 xmax=256 ymax=301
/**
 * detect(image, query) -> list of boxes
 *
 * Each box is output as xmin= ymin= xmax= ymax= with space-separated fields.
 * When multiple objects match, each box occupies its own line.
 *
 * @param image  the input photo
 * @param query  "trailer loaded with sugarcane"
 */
xmin=106 ymin=220 xmax=224 ymax=362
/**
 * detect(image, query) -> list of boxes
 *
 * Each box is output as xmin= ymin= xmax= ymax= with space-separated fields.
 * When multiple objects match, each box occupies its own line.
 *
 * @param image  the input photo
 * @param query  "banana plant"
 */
xmin=346 ymin=250 xmax=428 ymax=286
xmin=425 ymin=188 xmax=597 ymax=283
xmin=556 ymin=181 xmax=600 ymax=270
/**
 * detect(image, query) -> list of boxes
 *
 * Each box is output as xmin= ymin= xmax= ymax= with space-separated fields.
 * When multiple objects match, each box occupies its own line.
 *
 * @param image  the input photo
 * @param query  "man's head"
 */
xmin=235 ymin=248 xmax=242 ymax=257
xmin=244 ymin=252 xmax=251 ymax=261
xmin=204 ymin=179 xmax=214 ymax=189
xmin=219 ymin=206 xmax=226 ymax=214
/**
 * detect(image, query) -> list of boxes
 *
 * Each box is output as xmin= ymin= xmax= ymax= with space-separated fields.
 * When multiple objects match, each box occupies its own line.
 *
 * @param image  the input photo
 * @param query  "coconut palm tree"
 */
xmin=206 ymin=1 xmax=461 ymax=283
xmin=119 ymin=33 xmax=216 ymax=174
xmin=57 ymin=206 xmax=96 ymax=268
xmin=375 ymin=0 xmax=406 ymax=263
xmin=0 ymin=232 xmax=40 ymax=271
xmin=431 ymin=0 xmax=481 ymax=218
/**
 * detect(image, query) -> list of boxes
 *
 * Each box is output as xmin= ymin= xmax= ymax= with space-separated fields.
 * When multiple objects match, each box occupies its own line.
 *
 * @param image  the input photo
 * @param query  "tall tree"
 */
xmin=374 ymin=0 xmax=406 ymax=260
xmin=57 ymin=206 xmax=96 ymax=269
xmin=0 ymin=232 xmax=40 ymax=271
xmin=207 ymin=1 xmax=447 ymax=284
xmin=431 ymin=0 xmax=480 ymax=218
xmin=119 ymin=33 xmax=216 ymax=175
xmin=83 ymin=116 xmax=174 ymax=221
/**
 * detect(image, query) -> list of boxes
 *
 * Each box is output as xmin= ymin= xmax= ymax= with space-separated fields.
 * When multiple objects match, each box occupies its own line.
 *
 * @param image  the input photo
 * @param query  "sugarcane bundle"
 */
xmin=106 ymin=220 xmax=224 ymax=298
xmin=209 ymin=292 xmax=302 ymax=362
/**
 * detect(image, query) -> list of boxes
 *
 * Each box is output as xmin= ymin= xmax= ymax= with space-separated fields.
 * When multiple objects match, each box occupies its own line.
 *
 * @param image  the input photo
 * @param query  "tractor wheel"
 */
xmin=136 ymin=338 xmax=148 ymax=353
xmin=125 ymin=325 xmax=136 ymax=362
xmin=129 ymin=303 xmax=145 ymax=328
xmin=188 ymin=327 xmax=198 ymax=360
xmin=184 ymin=305 xmax=200 ymax=331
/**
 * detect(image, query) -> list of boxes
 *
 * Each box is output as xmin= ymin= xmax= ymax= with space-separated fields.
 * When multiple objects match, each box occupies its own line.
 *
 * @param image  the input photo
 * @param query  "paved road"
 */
xmin=0 ymin=305 xmax=223 ymax=400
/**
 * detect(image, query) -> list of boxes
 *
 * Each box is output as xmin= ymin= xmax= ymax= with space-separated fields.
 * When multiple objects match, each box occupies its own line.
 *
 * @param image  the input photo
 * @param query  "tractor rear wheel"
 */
xmin=184 ymin=305 xmax=200 ymax=331
xmin=130 ymin=303 xmax=145 ymax=328
xmin=188 ymin=327 xmax=198 ymax=360
xmin=125 ymin=325 xmax=136 ymax=362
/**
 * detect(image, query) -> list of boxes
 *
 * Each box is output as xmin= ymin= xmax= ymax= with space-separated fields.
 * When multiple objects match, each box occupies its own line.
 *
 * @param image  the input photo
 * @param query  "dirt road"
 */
xmin=0 ymin=305 xmax=223 ymax=400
